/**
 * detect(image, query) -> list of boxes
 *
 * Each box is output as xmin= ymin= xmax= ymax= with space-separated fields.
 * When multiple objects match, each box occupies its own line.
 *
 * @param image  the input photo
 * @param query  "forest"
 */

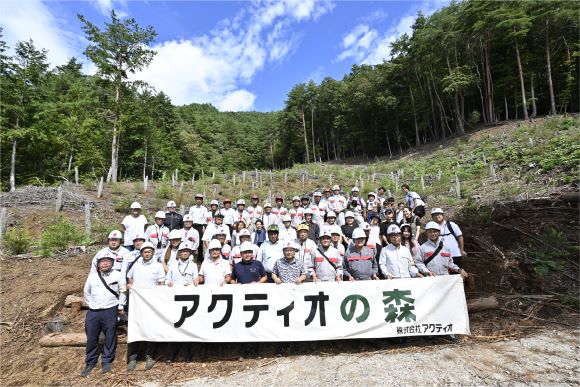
xmin=1 ymin=0 xmax=578 ymax=189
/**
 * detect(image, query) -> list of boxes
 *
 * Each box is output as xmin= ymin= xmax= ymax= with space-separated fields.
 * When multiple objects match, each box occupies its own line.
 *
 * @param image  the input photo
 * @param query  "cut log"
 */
xmin=39 ymin=333 xmax=127 ymax=347
xmin=467 ymin=296 xmax=499 ymax=312
xmin=64 ymin=295 xmax=88 ymax=309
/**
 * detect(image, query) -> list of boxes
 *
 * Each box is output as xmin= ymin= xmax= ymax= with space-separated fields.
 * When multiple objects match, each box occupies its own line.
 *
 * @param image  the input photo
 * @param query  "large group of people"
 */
xmin=82 ymin=184 xmax=468 ymax=377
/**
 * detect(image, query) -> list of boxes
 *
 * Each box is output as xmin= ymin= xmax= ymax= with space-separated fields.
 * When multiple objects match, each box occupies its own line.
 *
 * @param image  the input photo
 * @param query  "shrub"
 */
xmin=40 ymin=217 xmax=90 ymax=257
xmin=155 ymin=184 xmax=174 ymax=199
xmin=113 ymin=196 xmax=134 ymax=213
xmin=3 ymin=227 xmax=32 ymax=255
xmin=91 ymin=218 xmax=119 ymax=245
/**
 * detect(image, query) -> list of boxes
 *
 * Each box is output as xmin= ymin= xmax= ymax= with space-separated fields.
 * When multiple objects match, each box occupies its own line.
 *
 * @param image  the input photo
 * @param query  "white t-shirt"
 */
xmin=440 ymin=221 xmax=463 ymax=257
xmin=200 ymin=258 xmax=231 ymax=285
xmin=121 ymin=215 xmax=148 ymax=247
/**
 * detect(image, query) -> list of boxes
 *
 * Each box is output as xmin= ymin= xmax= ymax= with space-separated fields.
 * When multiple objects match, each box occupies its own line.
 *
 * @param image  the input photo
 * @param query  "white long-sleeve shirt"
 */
xmin=378 ymin=243 xmax=418 ymax=278
xmin=90 ymin=246 xmax=130 ymax=274
xmin=83 ymin=270 xmax=126 ymax=310
xmin=257 ymin=240 xmax=284 ymax=273
xmin=189 ymin=205 xmax=209 ymax=225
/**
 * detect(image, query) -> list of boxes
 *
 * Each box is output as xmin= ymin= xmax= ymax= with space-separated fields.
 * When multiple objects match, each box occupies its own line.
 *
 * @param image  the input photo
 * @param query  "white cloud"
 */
xmin=0 ymin=0 xmax=83 ymax=67
xmin=134 ymin=0 xmax=335 ymax=111
xmin=91 ymin=0 xmax=128 ymax=17
xmin=336 ymin=1 xmax=448 ymax=66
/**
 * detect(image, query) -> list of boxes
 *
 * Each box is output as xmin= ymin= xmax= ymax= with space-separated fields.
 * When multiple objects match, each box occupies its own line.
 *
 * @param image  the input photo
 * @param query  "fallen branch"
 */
xmin=39 ymin=332 xmax=127 ymax=347
xmin=467 ymin=296 xmax=499 ymax=312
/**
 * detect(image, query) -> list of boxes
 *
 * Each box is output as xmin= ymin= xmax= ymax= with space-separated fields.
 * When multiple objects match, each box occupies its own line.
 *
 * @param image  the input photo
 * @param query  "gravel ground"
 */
xmin=185 ymin=330 xmax=580 ymax=386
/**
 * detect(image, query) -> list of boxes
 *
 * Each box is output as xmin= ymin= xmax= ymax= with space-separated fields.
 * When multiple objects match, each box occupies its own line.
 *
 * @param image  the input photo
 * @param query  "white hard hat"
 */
xmin=177 ymin=241 xmax=193 ymax=252
xmin=304 ymin=208 xmax=313 ymax=215
xmin=387 ymin=224 xmax=401 ymax=234
xmin=239 ymin=228 xmax=250 ymax=236
xmin=208 ymin=239 xmax=222 ymax=250
xmin=210 ymin=199 xmax=219 ymax=206
xmin=108 ymin=230 xmax=123 ymax=239
xmin=326 ymin=211 xmax=336 ymax=218
xmin=97 ymin=253 xmax=116 ymax=263
xmin=352 ymin=228 xmax=366 ymax=239
xmin=368 ymin=192 xmax=376 ymax=197
xmin=431 ymin=207 xmax=444 ymax=215
xmin=264 ymin=202 xmax=272 ymax=208
xmin=130 ymin=201 xmax=141 ymax=209
xmin=239 ymin=241 xmax=254 ymax=253
xmin=351 ymin=186 xmax=359 ymax=192
xmin=345 ymin=211 xmax=354 ymax=218
xmin=282 ymin=214 xmax=292 ymax=222
xmin=140 ymin=241 xmax=155 ymax=252
xmin=167 ymin=200 xmax=177 ymax=208
xmin=154 ymin=210 xmax=166 ymax=219
xmin=330 ymin=225 xmax=342 ymax=235
xmin=168 ymin=229 xmax=182 ymax=239
xmin=313 ymin=191 xmax=322 ymax=197
xmin=183 ymin=214 xmax=193 ymax=222
xmin=425 ymin=221 xmax=440 ymax=231
xmin=282 ymin=241 xmax=298 ymax=251
xmin=292 ymin=196 xmax=300 ymax=201
xmin=132 ymin=232 xmax=146 ymax=242
xmin=360 ymin=222 xmax=371 ymax=231
xmin=236 ymin=199 xmax=245 ymax=206
xmin=319 ymin=229 xmax=332 ymax=239
xmin=332 ymin=185 xmax=340 ymax=191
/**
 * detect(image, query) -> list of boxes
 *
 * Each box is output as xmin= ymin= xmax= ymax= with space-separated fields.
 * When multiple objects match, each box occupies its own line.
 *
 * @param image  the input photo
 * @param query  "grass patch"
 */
xmin=40 ymin=217 xmax=90 ymax=257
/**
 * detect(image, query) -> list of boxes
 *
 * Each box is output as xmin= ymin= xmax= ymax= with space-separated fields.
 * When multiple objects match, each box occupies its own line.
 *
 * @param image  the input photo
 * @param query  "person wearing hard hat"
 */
xmin=235 ymin=199 xmax=250 ymax=224
xmin=343 ymin=228 xmax=379 ymax=281
xmin=261 ymin=202 xmax=277 ymax=230
xmin=356 ymin=222 xmax=379 ymax=259
xmin=121 ymin=202 xmax=148 ymax=251
xmin=273 ymin=241 xmax=307 ymax=284
xmin=330 ymin=225 xmax=345 ymax=259
xmin=348 ymin=187 xmax=366 ymax=220
xmin=180 ymin=214 xmax=200 ymax=253
xmin=431 ymin=208 xmax=466 ymax=268
xmin=256 ymin=225 xmax=284 ymax=283
xmin=366 ymin=192 xmax=381 ymax=223
xmin=206 ymin=200 xmax=220 ymax=224
xmin=198 ymin=239 xmax=232 ymax=286
xmin=203 ymin=226 xmax=232 ymax=261
xmin=341 ymin=211 xmax=357 ymax=243
xmin=295 ymin=223 xmax=317 ymax=276
xmin=289 ymin=196 xmax=303 ymax=228
xmin=328 ymin=185 xmax=347 ymax=226
xmin=300 ymin=195 xmax=310 ymax=209
xmin=302 ymin=208 xmax=320 ymax=241
xmin=80 ymin=253 xmax=126 ymax=377
xmin=319 ymin=188 xmax=331 ymax=209
xmin=164 ymin=200 xmax=183 ymax=231
xmin=202 ymin=212 xmax=231 ymax=252
xmin=220 ymin=198 xmax=236 ymax=234
xmin=310 ymin=191 xmax=326 ymax=228
xmin=311 ymin=229 xmax=342 ymax=282
xmin=272 ymin=195 xmax=288 ymax=225
xmin=229 ymin=229 xmax=259 ymax=265
xmin=416 ymin=222 xmax=467 ymax=278
xmin=378 ymin=224 xmax=419 ymax=279
xmin=146 ymin=211 xmax=170 ymax=261
xmin=119 ymin=232 xmax=146 ymax=280
xmin=126 ymin=242 xmax=165 ymax=372
xmin=379 ymin=208 xmax=398 ymax=247
xmin=230 ymin=241 xmax=267 ymax=284
xmin=246 ymin=194 xmax=263 ymax=231
xmin=161 ymin=229 xmax=183 ymax=270
xmin=90 ymin=230 xmax=130 ymax=273
xmin=321 ymin=210 xmax=338 ymax=235
xmin=189 ymin=193 xmax=208 ymax=259
xmin=279 ymin=214 xmax=297 ymax=243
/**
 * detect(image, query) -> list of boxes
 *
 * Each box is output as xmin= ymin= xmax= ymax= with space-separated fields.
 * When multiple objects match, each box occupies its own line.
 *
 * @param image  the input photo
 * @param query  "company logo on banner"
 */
xmin=128 ymin=276 xmax=470 ymax=343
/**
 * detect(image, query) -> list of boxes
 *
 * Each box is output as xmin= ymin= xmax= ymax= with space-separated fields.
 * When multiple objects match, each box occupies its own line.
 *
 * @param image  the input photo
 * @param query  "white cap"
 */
xmin=140 ymin=241 xmax=155 ymax=252
xmin=239 ymin=241 xmax=254 ymax=253
xmin=360 ymin=222 xmax=371 ymax=231
xmin=351 ymin=186 xmax=359 ymax=192
xmin=167 ymin=200 xmax=177 ymax=208
xmin=330 ymin=225 xmax=342 ymax=235
xmin=319 ymin=229 xmax=332 ymax=239
xmin=177 ymin=241 xmax=193 ymax=252
xmin=169 ymin=229 xmax=182 ymax=239
xmin=130 ymin=202 xmax=141 ymax=209
xmin=292 ymin=196 xmax=300 ymax=201
xmin=368 ymin=192 xmax=376 ymax=197
xmin=108 ymin=230 xmax=123 ymax=239
xmin=210 ymin=199 xmax=219 ymax=206
xmin=238 ymin=228 xmax=251 ymax=237
xmin=183 ymin=214 xmax=193 ymax=222
xmin=264 ymin=202 xmax=272 ymax=208
xmin=352 ymin=228 xmax=366 ymax=239
xmin=304 ymin=208 xmax=313 ymax=215
xmin=326 ymin=211 xmax=336 ymax=218
xmin=313 ymin=191 xmax=322 ymax=197
xmin=132 ymin=232 xmax=146 ymax=242
xmin=345 ymin=211 xmax=354 ymax=218
xmin=236 ymin=199 xmax=245 ymax=205
xmin=387 ymin=224 xmax=401 ymax=234
xmin=425 ymin=221 xmax=440 ymax=231
xmin=208 ymin=239 xmax=222 ymax=250
xmin=215 ymin=226 xmax=227 ymax=235
xmin=332 ymin=185 xmax=340 ymax=191
xmin=431 ymin=207 xmax=444 ymax=215
xmin=282 ymin=214 xmax=292 ymax=222
xmin=282 ymin=241 xmax=298 ymax=251
xmin=154 ymin=210 xmax=166 ymax=219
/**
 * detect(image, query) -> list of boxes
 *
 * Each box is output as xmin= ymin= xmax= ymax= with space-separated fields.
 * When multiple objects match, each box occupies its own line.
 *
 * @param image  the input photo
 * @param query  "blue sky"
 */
xmin=1 ymin=0 xmax=447 ymax=112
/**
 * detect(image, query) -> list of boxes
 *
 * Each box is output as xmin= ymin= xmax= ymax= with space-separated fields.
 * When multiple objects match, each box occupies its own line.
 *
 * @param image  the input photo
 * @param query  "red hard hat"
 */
xmin=251 ymin=194 xmax=259 ymax=199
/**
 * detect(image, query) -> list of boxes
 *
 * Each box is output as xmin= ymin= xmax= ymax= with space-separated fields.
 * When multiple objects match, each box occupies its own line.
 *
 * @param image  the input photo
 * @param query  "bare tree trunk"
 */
xmin=386 ymin=129 xmax=392 ymax=158
xmin=409 ymin=85 xmax=420 ymax=146
xmin=514 ymin=35 xmax=529 ymax=120
xmin=530 ymin=75 xmax=537 ymax=118
xmin=300 ymin=106 xmax=310 ymax=163
xmin=484 ymin=41 xmax=496 ymax=123
xmin=310 ymin=107 xmax=316 ymax=162
xmin=142 ymin=139 xmax=147 ymax=181
xmin=504 ymin=96 xmax=509 ymax=121
xmin=545 ymin=18 xmax=556 ymax=116
xmin=9 ymin=138 xmax=17 ymax=192
xmin=109 ymin=76 xmax=121 ymax=183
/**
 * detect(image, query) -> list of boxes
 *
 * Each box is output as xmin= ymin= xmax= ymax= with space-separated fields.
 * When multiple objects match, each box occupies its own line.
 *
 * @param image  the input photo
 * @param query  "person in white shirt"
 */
xmin=199 ymin=239 xmax=232 ymax=286
xmin=431 ymin=208 xmax=466 ymax=268
xmin=203 ymin=226 xmax=231 ymax=261
xmin=272 ymin=195 xmax=288 ymax=225
xmin=146 ymin=211 xmax=170 ymax=260
xmin=378 ymin=224 xmax=420 ymax=279
xmin=234 ymin=199 xmax=250 ymax=225
xmin=202 ymin=213 xmax=231 ymax=251
xmin=220 ymin=198 xmax=236 ymax=232
xmin=289 ymin=196 xmax=303 ymax=228
xmin=188 ymin=193 xmax=208 ymax=258
xmin=126 ymin=242 xmax=165 ymax=372
xmin=119 ymin=232 xmax=146 ymax=280
xmin=328 ymin=185 xmax=347 ymax=226
xmin=247 ymin=194 xmax=263 ymax=230
xmin=279 ymin=214 xmax=297 ymax=243
xmin=257 ymin=224 xmax=284 ymax=282
xmin=310 ymin=192 xmax=326 ymax=228
xmin=261 ymin=203 xmax=277 ymax=230
xmin=90 ymin=230 xmax=130 ymax=273
xmin=229 ymin=229 xmax=259 ymax=265
xmin=206 ymin=200 xmax=220 ymax=225
xmin=402 ymin=184 xmax=426 ymax=218
xmin=330 ymin=225 xmax=345 ymax=259
xmin=121 ymin=202 xmax=148 ymax=251
xmin=81 ymin=254 xmax=126 ymax=377
xmin=180 ymin=215 xmax=200 ymax=259
xmin=161 ymin=229 xmax=182 ymax=271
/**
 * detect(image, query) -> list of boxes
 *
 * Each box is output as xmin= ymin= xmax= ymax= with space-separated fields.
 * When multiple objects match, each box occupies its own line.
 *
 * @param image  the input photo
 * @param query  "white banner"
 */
xmin=128 ymin=276 xmax=470 ymax=343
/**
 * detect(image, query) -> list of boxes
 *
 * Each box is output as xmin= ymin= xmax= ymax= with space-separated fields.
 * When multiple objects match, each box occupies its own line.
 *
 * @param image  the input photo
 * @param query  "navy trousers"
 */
xmin=85 ymin=306 xmax=118 ymax=366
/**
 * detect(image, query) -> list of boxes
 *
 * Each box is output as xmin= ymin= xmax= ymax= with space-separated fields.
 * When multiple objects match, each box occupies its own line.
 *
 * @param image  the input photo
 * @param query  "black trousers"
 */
xmin=85 ymin=306 xmax=118 ymax=366
xmin=193 ymin=224 xmax=205 ymax=261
